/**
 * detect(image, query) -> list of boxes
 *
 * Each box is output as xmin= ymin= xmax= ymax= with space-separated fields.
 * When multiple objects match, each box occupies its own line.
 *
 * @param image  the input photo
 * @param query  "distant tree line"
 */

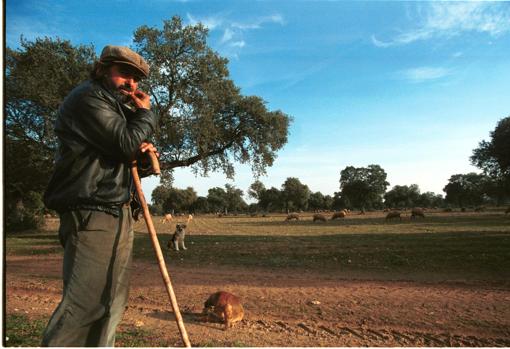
xmin=152 ymin=167 xmax=443 ymax=214
xmin=152 ymin=116 xmax=510 ymax=214
xmin=149 ymin=184 xmax=248 ymax=215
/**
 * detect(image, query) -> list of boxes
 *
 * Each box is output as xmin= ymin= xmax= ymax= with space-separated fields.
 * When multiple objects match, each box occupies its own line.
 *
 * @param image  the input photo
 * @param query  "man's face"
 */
xmin=108 ymin=64 xmax=141 ymax=92
xmin=104 ymin=64 xmax=142 ymax=103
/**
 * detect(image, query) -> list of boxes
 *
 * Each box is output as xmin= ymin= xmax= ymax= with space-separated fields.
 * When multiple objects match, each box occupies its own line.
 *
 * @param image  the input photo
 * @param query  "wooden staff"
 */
xmin=131 ymin=151 xmax=191 ymax=347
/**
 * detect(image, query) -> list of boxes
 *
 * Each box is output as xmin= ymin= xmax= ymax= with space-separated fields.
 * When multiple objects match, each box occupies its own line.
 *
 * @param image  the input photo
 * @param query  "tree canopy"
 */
xmin=205 ymin=185 xmax=246 ymax=214
xmin=384 ymin=184 xmax=421 ymax=209
xmin=248 ymin=180 xmax=266 ymax=201
xmin=471 ymin=116 xmax=510 ymax=177
xmin=471 ymin=116 xmax=510 ymax=203
xmin=308 ymin=191 xmax=326 ymax=211
xmin=151 ymin=186 xmax=198 ymax=214
xmin=281 ymin=177 xmax=311 ymax=212
xmin=5 ymin=37 xmax=96 ymax=152
xmin=416 ymin=191 xmax=444 ymax=208
xmin=443 ymin=173 xmax=488 ymax=207
xmin=339 ymin=165 xmax=389 ymax=210
xmin=258 ymin=187 xmax=284 ymax=212
xmin=133 ymin=16 xmax=291 ymax=180
xmin=384 ymin=185 xmax=444 ymax=208
xmin=5 ymin=37 xmax=96 ymax=229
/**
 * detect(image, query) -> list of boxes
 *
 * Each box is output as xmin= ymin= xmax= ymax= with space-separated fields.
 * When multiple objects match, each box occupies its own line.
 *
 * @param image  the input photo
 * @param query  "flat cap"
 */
xmin=99 ymin=45 xmax=149 ymax=78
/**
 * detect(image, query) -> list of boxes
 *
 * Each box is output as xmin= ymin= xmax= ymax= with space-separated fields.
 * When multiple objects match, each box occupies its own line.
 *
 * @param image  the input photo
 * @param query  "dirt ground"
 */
xmin=5 ymin=253 xmax=510 ymax=347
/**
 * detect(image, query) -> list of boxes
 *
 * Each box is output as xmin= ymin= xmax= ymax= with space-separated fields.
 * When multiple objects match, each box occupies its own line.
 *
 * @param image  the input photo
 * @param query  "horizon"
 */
xmin=6 ymin=0 xmax=510 ymax=202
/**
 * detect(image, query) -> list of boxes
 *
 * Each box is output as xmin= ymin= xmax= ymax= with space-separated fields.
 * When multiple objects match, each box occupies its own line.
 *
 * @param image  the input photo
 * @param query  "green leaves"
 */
xmin=205 ymin=185 xmax=247 ymax=213
xmin=470 ymin=116 xmax=510 ymax=204
xmin=471 ymin=116 xmax=510 ymax=178
xmin=384 ymin=185 xmax=420 ymax=209
xmin=5 ymin=38 xmax=96 ymax=229
xmin=443 ymin=173 xmax=490 ymax=207
xmin=152 ymin=186 xmax=198 ymax=213
xmin=339 ymin=165 xmax=389 ymax=210
xmin=282 ymin=177 xmax=311 ymax=211
xmin=6 ymin=38 xmax=95 ymax=149
xmin=132 ymin=16 xmax=291 ymax=181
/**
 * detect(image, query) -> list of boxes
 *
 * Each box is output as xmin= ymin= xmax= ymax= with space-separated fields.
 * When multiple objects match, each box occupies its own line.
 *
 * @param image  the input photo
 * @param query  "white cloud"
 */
xmin=399 ymin=66 xmax=451 ymax=83
xmin=232 ymin=14 xmax=285 ymax=30
xmin=230 ymin=40 xmax=246 ymax=48
xmin=426 ymin=2 xmax=509 ymax=36
xmin=220 ymin=28 xmax=234 ymax=44
xmin=186 ymin=13 xmax=223 ymax=30
xmin=373 ymin=2 xmax=510 ymax=47
xmin=186 ymin=13 xmax=285 ymax=58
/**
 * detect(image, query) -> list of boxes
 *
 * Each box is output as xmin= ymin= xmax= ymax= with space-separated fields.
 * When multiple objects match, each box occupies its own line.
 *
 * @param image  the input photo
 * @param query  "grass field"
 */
xmin=7 ymin=209 xmax=510 ymax=282
xmin=3 ymin=313 xmax=169 ymax=347
xmin=4 ymin=209 xmax=510 ymax=347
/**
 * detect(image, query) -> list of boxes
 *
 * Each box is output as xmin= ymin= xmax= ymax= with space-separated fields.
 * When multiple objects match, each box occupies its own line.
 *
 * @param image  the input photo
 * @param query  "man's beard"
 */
xmin=102 ymin=77 xmax=134 ymax=104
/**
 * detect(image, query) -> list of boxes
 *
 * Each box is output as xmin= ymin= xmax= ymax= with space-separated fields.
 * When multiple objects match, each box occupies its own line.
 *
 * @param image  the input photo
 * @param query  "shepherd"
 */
xmin=41 ymin=45 xmax=159 ymax=346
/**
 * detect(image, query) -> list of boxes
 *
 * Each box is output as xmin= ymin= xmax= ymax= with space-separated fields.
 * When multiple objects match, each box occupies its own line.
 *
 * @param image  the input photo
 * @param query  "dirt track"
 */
xmin=5 ymin=253 xmax=510 ymax=347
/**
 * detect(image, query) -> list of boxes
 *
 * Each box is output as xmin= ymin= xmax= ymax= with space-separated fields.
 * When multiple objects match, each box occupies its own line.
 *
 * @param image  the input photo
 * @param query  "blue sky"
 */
xmin=6 ymin=1 xmax=510 ymax=202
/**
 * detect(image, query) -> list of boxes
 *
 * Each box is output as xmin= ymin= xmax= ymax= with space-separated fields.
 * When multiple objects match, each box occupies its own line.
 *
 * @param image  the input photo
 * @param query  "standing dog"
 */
xmin=168 ymin=223 xmax=187 ymax=251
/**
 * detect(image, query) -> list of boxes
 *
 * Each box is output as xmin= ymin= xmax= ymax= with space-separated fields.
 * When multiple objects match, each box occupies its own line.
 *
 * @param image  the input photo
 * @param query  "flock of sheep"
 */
xmin=285 ymin=207 xmax=427 ymax=222
xmin=154 ymin=206 xmax=509 ymax=225
xmin=283 ymin=206 xmax=510 ymax=222
xmin=160 ymin=213 xmax=193 ymax=224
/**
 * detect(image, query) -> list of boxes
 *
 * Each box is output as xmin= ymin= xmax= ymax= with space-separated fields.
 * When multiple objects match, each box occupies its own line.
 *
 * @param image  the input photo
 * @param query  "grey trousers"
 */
xmin=42 ymin=206 xmax=134 ymax=347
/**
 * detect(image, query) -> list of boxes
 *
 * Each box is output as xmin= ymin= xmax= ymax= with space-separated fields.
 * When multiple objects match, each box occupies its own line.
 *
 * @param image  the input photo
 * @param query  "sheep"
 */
xmin=312 ymin=213 xmax=327 ymax=222
xmin=285 ymin=213 xmax=300 ymax=221
xmin=411 ymin=207 xmax=425 ymax=219
xmin=386 ymin=211 xmax=401 ymax=221
xmin=331 ymin=210 xmax=346 ymax=220
xmin=474 ymin=206 xmax=485 ymax=212
xmin=160 ymin=213 xmax=173 ymax=224
xmin=443 ymin=207 xmax=453 ymax=212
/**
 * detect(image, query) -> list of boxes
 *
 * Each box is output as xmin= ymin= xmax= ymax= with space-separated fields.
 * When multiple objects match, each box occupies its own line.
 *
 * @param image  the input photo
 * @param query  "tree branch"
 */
xmin=160 ymin=137 xmax=237 ymax=170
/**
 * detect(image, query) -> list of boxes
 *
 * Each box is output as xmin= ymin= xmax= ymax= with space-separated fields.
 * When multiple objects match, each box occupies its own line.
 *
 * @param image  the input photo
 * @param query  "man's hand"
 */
xmin=129 ymin=90 xmax=151 ymax=110
xmin=139 ymin=142 xmax=159 ymax=157
xmin=137 ymin=142 xmax=160 ymax=176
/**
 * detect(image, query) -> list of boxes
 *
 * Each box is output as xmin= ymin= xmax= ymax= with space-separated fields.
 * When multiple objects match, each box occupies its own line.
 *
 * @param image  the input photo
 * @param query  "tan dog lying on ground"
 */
xmin=202 ymin=291 xmax=244 ymax=330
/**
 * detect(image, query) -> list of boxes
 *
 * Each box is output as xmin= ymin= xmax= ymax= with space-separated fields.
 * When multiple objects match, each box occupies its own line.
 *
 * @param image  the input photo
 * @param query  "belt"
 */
xmin=64 ymin=203 xmax=130 ymax=217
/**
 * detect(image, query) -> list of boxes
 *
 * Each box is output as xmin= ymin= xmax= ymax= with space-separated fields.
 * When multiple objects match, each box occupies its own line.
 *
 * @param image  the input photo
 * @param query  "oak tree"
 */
xmin=339 ymin=165 xmax=389 ymax=210
xmin=5 ymin=37 xmax=96 ymax=229
xmin=133 ymin=16 xmax=291 ymax=181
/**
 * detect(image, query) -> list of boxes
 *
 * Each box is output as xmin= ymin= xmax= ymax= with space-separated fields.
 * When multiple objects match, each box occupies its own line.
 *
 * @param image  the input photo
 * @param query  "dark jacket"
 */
xmin=44 ymin=80 xmax=158 ymax=215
